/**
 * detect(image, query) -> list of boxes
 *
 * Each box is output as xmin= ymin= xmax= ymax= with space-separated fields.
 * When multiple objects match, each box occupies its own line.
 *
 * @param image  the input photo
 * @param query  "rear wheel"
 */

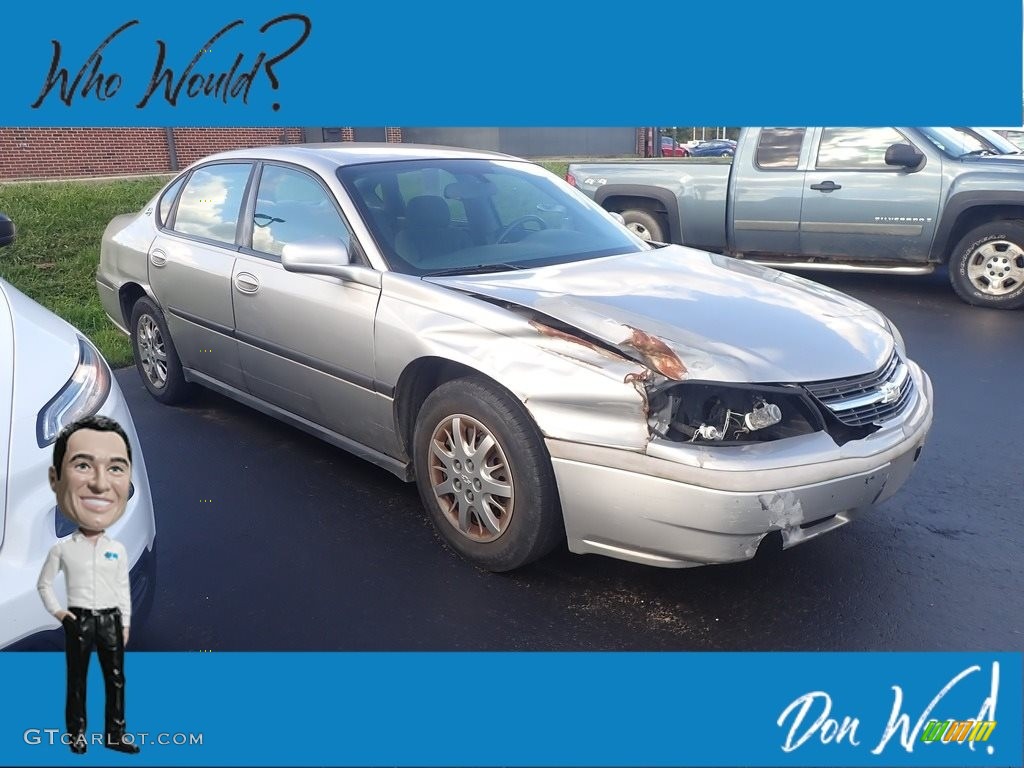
xmin=948 ymin=221 xmax=1024 ymax=309
xmin=130 ymin=297 xmax=193 ymax=403
xmin=621 ymin=208 xmax=667 ymax=242
xmin=413 ymin=377 xmax=563 ymax=572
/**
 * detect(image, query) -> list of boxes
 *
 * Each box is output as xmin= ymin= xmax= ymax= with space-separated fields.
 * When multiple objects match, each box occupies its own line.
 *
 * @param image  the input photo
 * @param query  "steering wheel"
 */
xmin=496 ymin=215 xmax=548 ymax=244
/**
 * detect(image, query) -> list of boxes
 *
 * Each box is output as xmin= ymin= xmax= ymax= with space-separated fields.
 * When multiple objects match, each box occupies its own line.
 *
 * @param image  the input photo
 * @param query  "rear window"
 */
xmin=157 ymin=176 xmax=185 ymax=227
xmin=172 ymin=163 xmax=252 ymax=244
xmin=755 ymin=128 xmax=805 ymax=169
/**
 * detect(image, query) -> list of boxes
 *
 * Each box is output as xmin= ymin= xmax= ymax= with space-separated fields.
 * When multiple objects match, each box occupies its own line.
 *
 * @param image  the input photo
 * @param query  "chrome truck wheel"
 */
xmin=949 ymin=221 xmax=1024 ymax=309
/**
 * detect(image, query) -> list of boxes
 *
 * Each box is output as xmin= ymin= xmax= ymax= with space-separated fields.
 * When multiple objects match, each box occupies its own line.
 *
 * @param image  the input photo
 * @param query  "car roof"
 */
xmin=190 ymin=143 xmax=522 ymax=174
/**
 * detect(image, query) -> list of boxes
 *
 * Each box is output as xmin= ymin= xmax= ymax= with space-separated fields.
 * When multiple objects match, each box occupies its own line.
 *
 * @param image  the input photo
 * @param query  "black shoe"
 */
xmin=69 ymin=734 xmax=87 ymax=754
xmin=104 ymin=734 xmax=140 ymax=754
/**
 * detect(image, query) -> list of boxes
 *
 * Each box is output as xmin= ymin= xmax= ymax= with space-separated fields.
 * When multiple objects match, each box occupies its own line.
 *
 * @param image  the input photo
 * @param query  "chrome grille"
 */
xmin=803 ymin=352 xmax=915 ymax=427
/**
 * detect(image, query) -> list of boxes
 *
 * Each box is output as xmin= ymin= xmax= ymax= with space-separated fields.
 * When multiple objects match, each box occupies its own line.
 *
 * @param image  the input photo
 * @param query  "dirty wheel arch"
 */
xmin=412 ymin=376 xmax=564 ymax=571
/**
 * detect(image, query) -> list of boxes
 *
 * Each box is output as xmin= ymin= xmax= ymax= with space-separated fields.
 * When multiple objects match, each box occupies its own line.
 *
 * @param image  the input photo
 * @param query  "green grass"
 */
xmin=0 ymin=177 xmax=168 ymax=367
xmin=536 ymin=161 xmax=568 ymax=179
xmin=0 ymin=161 xmax=572 ymax=369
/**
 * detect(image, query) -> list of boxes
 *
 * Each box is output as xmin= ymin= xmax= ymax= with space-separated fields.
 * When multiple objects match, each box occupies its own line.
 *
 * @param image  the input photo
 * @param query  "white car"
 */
xmin=0 ymin=213 xmax=156 ymax=649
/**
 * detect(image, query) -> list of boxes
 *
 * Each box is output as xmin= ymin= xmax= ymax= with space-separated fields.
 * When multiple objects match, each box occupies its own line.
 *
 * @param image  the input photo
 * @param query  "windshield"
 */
xmin=918 ymin=127 xmax=1016 ymax=157
xmin=337 ymin=159 xmax=648 ymax=276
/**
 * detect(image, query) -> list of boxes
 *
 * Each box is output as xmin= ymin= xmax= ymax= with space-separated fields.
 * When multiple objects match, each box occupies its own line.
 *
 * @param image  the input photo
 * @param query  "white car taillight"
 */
xmin=35 ymin=336 xmax=111 ymax=446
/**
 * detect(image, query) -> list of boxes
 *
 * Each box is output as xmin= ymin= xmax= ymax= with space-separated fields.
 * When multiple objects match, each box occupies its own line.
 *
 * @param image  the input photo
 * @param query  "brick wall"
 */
xmin=0 ymin=127 xmax=305 ymax=181
xmin=170 ymin=127 xmax=305 ymax=167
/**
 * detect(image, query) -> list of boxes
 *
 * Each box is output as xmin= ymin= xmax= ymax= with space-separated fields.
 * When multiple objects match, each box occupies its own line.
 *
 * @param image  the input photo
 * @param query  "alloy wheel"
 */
xmin=427 ymin=414 xmax=514 ymax=542
xmin=136 ymin=314 xmax=168 ymax=389
xmin=966 ymin=240 xmax=1024 ymax=296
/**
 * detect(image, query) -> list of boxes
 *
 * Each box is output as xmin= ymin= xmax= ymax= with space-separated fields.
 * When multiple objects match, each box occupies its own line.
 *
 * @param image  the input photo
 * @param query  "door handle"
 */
xmin=809 ymin=180 xmax=842 ymax=192
xmin=150 ymin=249 xmax=167 ymax=267
xmin=234 ymin=272 xmax=260 ymax=294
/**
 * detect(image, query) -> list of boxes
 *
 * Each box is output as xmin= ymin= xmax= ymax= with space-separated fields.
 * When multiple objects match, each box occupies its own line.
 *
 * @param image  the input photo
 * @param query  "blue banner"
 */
xmin=0 ymin=0 xmax=1020 ymax=125
xmin=0 ymin=652 xmax=1019 ymax=766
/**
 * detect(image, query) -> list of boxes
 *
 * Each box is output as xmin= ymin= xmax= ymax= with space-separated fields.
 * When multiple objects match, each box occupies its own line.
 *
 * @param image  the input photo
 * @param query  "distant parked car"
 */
xmin=987 ymin=127 xmax=1024 ymax=151
xmin=919 ymin=127 xmax=1022 ymax=157
xmin=659 ymin=136 xmax=690 ymax=157
xmin=0 ymin=213 xmax=156 ymax=649
xmin=689 ymin=139 xmax=737 ymax=157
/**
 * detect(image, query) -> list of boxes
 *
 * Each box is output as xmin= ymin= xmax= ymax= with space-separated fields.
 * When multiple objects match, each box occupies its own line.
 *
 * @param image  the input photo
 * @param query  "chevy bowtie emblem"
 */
xmin=879 ymin=381 xmax=902 ymax=404
xmin=104 ymin=551 xmax=118 ymax=560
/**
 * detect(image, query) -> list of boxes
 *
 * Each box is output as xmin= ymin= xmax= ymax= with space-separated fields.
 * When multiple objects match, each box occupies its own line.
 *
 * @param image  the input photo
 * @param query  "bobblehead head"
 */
xmin=50 ymin=417 xmax=133 ymax=534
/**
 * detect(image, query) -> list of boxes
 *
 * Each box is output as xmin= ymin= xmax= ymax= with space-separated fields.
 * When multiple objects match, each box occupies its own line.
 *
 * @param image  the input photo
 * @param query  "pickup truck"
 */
xmin=568 ymin=127 xmax=1024 ymax=309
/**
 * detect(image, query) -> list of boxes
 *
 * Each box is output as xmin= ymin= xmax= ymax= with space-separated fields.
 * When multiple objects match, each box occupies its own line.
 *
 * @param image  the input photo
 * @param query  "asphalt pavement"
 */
xmin=126 ymin=267 xmax=1024 ymax=651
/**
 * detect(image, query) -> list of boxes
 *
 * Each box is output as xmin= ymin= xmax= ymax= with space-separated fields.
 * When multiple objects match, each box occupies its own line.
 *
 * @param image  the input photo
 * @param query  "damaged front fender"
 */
xmin=375 ymin=274 xmax=656 ymax=450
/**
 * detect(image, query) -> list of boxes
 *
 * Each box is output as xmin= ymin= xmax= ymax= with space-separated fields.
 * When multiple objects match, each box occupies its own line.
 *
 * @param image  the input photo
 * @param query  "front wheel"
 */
xmin=621 ymin=209 xmax=667 ymax=242
xmin=413 ymin=377 xmax=563 ymax=572
xmin=948 ymin=221 xmax=1024 ymax=309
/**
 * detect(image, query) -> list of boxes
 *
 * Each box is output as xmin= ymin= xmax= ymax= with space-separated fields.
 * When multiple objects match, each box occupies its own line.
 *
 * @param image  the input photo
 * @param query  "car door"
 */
xmin=231 ymin=163 xmax=390 ymax=453
xmin=148 ymin=162 xmax=252 ymax=391
xmin=799 ymin=127 xmax=942 ymax=262
xmin=729 ymin=128 xmax=807 ymax=256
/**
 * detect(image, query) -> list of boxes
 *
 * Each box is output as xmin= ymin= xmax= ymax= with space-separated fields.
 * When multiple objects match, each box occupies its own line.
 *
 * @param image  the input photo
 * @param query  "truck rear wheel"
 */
xmin=621 ymin=209 xmax=667 ymax=242
xmin=949 ymin=221 xmax=1024 ymax=309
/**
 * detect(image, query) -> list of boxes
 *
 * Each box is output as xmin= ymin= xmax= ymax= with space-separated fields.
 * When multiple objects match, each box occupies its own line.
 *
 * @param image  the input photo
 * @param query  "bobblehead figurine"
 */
xmin=37 ymin=415 xmax=141 ymax=755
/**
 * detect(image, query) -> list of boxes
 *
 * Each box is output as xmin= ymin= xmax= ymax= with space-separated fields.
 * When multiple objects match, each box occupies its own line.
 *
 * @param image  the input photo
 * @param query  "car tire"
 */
xmin=621 ymin=209 xmax=667 ymax=242
xmin=413 ymin=377 xmax=564 ymax=572
xmin=129 ymin=296 xmax=193 ymax=403
xmin=948 ymin=221 xmax=1024 ymax=309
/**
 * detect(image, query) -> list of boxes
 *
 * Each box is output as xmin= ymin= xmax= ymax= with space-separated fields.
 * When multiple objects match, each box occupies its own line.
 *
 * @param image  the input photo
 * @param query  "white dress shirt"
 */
xmin=37 ymin=531 xmax=132 ymax=627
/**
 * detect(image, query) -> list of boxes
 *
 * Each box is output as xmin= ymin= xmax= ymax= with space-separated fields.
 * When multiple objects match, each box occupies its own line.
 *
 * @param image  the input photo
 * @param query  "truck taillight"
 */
xmin=566 ymin=173 xmax=577 ymax=187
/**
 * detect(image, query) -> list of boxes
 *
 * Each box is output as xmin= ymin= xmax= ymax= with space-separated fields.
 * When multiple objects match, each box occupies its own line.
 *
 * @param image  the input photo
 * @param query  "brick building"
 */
xmin=0 ymin=126 xmax=641 ymax=181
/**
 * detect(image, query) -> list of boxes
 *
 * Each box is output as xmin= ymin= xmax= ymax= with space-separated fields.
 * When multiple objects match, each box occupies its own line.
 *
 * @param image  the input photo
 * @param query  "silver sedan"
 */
xmin=96 ymin=146 xmax=932 ymax=571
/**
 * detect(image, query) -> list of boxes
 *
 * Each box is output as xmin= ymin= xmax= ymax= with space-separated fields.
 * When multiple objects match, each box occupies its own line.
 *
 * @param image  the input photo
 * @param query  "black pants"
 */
xmin=62 ymin=608 xmax=126 ymax=739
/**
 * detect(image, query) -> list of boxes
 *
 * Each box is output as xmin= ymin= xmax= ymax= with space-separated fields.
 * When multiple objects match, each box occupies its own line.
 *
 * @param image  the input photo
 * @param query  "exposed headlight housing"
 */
xmin=36 ymin=336 xmax=111 ymax=447
xmin=648 ymin=381 xmax=825 ymax=444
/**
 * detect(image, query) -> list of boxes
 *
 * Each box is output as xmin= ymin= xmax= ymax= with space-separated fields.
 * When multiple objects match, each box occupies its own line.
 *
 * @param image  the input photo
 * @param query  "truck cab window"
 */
xmin=816 ymin=128 xmax=906 ymax=169
xmin=755 ymin=128 xmax=806 ymax=169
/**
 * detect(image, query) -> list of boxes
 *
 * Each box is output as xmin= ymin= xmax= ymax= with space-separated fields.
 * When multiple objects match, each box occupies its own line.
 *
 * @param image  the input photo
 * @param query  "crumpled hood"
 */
xmin=425 ymin=246 xmax=894 ymax=383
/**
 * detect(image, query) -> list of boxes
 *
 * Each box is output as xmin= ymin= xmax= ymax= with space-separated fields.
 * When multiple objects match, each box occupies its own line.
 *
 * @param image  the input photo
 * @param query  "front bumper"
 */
xmin=547 ymin=361 xmax=933 ymax=568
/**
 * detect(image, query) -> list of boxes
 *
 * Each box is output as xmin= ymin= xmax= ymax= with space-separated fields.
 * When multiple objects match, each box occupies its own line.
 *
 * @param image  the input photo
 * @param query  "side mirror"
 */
xmin=0 ymin=213 xmax=16 ymax=248
xmin=280 ymin=239 xmax=380 ymax=288
xmin=282 ymin=239 xmax=352 ymax=276
xmin=885 ymin=143 xmax=924 ymax=170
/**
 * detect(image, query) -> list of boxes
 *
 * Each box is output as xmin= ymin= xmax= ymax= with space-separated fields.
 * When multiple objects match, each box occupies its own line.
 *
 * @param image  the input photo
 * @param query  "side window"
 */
xmin=172 ymin=164 xmax=252 ymax=244
xmin=251 ymin=165 xmax=353 ymax=259
xmin=157 ymin=176 xmax=185 ymax=227
xmin=816 ymin=128 xmax=906 ymax=170
xmin=755 ymin=128 xmax=806 ymax=169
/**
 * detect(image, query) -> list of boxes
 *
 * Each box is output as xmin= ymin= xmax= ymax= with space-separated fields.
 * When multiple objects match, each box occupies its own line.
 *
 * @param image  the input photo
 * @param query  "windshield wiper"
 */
xmin=960 ymin=149 xmax=997 ymax=157
xmin=421 ymin=263 xmax=525 ymax=277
